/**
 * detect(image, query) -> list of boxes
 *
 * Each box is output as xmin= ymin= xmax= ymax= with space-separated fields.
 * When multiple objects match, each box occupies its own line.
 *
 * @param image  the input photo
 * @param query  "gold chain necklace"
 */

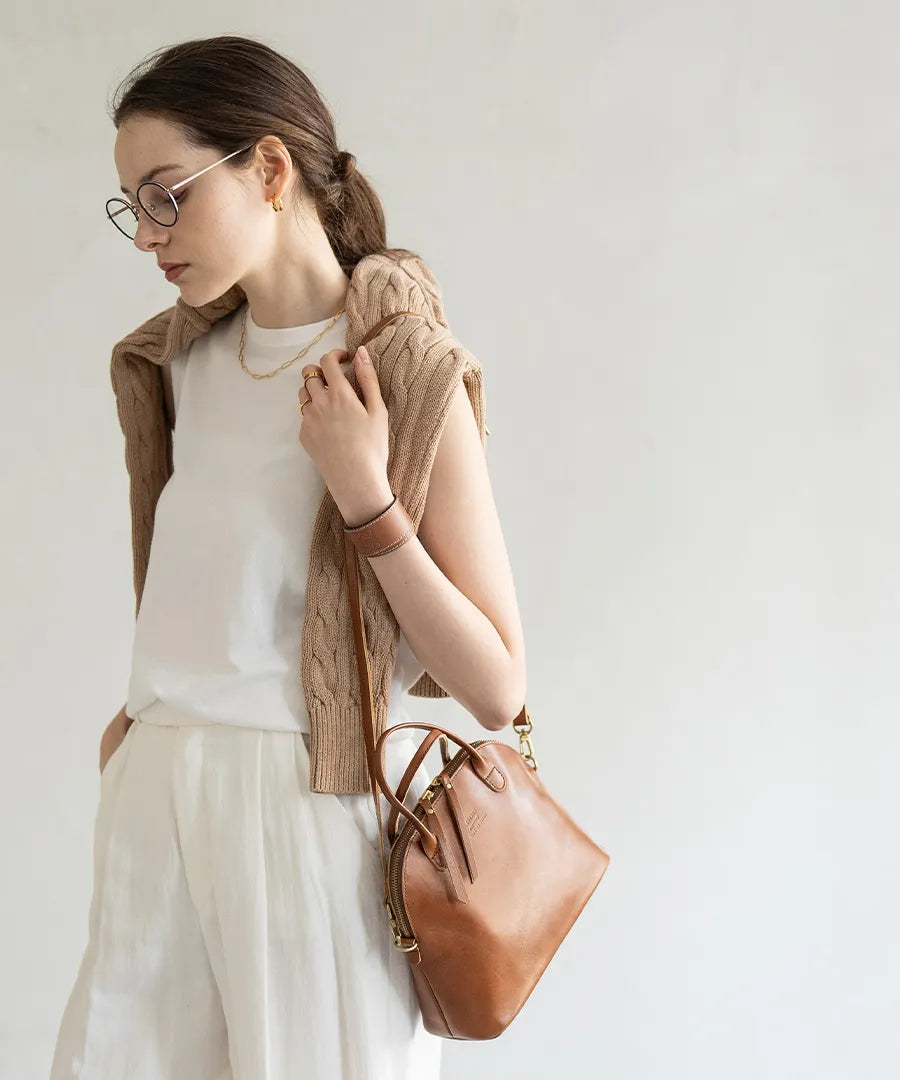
xmin=238 ymin=304 xmax=346 ymax=379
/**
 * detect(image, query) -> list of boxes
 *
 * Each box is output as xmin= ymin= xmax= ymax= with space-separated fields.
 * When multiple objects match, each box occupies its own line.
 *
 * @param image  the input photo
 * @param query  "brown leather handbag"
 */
xmin=342 ymin=502 xmax=611 ymax=1039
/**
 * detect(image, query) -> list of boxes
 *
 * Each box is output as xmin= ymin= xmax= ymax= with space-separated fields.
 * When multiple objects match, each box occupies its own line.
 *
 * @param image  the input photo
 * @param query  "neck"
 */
xmin=238 ymin=220 xmax=352 ymax=329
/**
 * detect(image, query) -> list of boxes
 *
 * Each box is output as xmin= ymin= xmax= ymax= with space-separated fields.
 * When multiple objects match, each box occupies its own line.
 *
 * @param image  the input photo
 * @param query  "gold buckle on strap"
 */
xmin=513 ymin=708 xmax=538 ymax=770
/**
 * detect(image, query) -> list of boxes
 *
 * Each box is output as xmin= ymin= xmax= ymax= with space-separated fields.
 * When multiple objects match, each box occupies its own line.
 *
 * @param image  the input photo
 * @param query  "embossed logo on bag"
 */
xmin=466 ymin=807 xmax=487 ymax=835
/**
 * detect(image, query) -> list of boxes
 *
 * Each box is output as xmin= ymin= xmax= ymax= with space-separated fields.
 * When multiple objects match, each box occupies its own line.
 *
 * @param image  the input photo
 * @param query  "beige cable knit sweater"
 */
xmin=110 ymin=248 xmax=488 ymax=793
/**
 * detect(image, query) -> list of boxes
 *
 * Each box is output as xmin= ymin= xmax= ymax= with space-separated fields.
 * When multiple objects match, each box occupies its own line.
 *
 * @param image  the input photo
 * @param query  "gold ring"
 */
xmin=303 ymin=371 xmax=325 ymax=384
xmin=299 ymin=396 xmax=311 ymax=414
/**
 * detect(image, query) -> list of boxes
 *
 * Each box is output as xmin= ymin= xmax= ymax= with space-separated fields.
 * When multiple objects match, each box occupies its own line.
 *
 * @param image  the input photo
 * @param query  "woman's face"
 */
xmin=114 ymin=114 xmax=283 ymax=308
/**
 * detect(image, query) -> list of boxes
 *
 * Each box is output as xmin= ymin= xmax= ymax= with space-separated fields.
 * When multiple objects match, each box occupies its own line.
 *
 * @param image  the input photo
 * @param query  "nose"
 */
xmin=132 ymin=212 xmax=171 ymax=252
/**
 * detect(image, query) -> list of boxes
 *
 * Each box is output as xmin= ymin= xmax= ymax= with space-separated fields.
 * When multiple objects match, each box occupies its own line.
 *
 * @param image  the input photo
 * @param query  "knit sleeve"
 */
xmin=407 ymin=671 xmax=448 ymax=698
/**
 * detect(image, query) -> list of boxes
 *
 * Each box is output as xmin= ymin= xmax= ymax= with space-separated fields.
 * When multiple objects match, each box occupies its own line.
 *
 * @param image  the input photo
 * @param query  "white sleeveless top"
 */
xmin=125 ymin=300 xmax=425 ymax=733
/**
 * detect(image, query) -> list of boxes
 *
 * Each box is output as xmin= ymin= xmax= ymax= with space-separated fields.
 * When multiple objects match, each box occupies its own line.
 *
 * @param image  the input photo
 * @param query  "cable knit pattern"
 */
xmin=109 ymin=250 xmax=487 ymax=793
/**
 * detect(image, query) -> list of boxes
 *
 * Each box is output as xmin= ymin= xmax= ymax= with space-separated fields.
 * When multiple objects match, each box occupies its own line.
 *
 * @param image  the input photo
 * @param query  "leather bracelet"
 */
xmin=343 ymin=493 xmax=416 ymax=558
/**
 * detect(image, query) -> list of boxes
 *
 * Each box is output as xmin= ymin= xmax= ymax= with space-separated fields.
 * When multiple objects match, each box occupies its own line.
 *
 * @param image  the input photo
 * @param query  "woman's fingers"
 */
xmin=298 ymin=364 xmax=325 ymax=411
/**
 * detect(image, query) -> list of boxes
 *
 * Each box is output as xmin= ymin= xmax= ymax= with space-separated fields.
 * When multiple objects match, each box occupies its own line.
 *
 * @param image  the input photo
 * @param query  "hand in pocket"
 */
xmin=99 ymin=705 xmax=133 ymax=775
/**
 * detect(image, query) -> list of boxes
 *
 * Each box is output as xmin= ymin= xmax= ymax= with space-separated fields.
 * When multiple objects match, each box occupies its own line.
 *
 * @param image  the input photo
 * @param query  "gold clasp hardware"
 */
xmin=384 ymin=900 xmax=419 ymax=953
xmin=513 ymin=708 xmax=538 ymax=770
xmin=420 ymin=774 xmax=443 ymax=802
xmin=518 ymin=732 xmax=537 ymax=769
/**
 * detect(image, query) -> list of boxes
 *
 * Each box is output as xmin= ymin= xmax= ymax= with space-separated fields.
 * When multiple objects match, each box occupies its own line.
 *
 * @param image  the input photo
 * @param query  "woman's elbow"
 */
xmin=480 ymin=661 xmax=527 ymax=733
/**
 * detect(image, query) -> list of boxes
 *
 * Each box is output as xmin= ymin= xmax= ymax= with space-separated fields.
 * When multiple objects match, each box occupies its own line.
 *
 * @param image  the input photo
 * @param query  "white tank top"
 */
xmin=125 ymin=300 xmax=425 ymax=733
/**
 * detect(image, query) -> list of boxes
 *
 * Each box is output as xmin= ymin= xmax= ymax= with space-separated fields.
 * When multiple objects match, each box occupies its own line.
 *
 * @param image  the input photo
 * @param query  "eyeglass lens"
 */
xmin=106 ymin=182 xmax=178 ymax=239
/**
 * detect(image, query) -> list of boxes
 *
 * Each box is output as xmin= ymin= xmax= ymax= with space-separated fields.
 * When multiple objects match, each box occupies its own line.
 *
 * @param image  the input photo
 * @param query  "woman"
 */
xmin=51 ymin=33 xmax=526 ymax=1080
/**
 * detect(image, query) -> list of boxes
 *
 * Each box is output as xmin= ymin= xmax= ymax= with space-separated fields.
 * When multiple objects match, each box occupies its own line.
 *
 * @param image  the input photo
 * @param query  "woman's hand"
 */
xmin=298 ymin=345 xmax=395 ymax=525
xmin=99 ymin=705 xmax=132 ymax=775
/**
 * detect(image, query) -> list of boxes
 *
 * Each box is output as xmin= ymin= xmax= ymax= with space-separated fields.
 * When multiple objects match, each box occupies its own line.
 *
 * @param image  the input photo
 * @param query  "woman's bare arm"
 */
xmin=344 ymin=381 xmax=526 ymax=732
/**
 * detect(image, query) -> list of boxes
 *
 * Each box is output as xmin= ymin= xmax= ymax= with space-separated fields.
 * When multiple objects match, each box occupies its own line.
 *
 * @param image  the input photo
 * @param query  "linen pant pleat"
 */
xmin=50 ymin=720 xmax=232 ymax=1080
xmin=50 ymin=718 xmax=443 ymax=1080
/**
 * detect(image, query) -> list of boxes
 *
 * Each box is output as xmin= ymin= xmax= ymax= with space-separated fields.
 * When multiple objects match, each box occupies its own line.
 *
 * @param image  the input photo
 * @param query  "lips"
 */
xmin=163 ymin=264 xmax=188 ymax=282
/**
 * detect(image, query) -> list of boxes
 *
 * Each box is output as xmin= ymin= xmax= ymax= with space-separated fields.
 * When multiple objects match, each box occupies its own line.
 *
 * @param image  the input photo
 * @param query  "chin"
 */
xmin=176 ymin=278 xmax=227 ymax=308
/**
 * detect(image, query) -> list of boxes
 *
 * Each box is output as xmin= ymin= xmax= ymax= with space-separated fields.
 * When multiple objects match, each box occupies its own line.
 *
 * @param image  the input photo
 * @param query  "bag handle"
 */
xmin=372 ymin=721 xmax=507 ymax=850
xmin=385 ymin=729 xmax=452 ymax=842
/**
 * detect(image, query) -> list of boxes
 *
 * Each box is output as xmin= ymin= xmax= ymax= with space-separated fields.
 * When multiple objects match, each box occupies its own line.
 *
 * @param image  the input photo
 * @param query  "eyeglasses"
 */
xmin=106 ymin=142 xmax=258 ymax=240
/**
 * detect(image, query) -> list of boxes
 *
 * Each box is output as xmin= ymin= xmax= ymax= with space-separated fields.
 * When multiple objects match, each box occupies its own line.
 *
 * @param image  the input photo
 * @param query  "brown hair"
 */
xmin=108 ymin=34 xmax=420 ymax=275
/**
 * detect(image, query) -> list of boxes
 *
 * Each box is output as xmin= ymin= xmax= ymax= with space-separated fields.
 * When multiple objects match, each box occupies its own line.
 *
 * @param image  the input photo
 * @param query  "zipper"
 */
xmin=384 ymin=738 xmax=503 ymax=947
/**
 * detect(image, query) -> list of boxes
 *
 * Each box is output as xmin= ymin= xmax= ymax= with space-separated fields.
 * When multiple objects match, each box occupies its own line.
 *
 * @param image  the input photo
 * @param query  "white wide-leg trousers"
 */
xmin=49 ymin=716 xmax=443 ymax=1080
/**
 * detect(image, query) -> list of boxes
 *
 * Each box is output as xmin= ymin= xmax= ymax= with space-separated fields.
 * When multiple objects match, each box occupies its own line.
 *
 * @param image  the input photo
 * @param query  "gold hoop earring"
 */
xmin=270 ymin=195 xmax=284 ymax=212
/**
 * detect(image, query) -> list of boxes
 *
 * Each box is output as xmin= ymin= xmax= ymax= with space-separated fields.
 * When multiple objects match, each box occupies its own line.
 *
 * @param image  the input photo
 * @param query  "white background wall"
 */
xmin=2 ymin=2 xmax=897 ymax=1077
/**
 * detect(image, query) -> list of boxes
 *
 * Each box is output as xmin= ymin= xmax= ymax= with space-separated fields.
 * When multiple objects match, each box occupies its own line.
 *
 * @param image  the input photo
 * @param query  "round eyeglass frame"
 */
xmin=106 ymin=142 xmax=258 ymax=240
xmin=105 ymin=184 xmax=176 ymax=238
